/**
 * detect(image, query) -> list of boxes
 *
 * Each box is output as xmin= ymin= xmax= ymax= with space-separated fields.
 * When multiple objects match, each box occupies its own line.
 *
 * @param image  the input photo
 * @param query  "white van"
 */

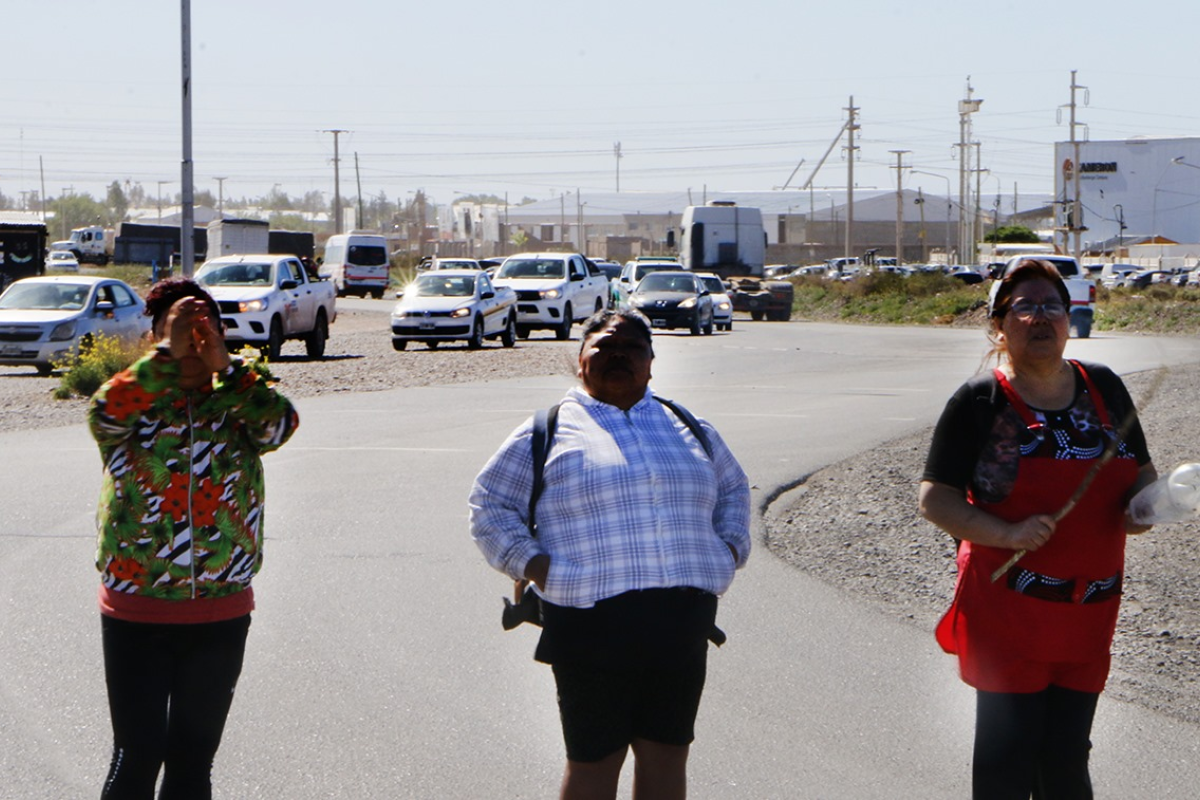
xmin=321 ymin=232 xmax=390 ymax=298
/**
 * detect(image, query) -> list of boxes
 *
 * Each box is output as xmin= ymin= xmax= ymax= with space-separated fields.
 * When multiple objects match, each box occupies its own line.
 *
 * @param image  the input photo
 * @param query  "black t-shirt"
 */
xmin=922 ymin=361 xmax=1150 ymax=505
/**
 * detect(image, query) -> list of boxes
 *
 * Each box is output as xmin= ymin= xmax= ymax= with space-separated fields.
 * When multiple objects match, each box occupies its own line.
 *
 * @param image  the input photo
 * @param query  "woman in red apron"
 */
xmin=919 ymin=259 xmax=1157 ymax=799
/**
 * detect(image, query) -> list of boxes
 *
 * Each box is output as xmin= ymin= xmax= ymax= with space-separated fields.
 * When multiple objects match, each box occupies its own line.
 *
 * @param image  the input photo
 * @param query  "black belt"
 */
xmin=1007 ymin=568 xmax=1123 ymax=604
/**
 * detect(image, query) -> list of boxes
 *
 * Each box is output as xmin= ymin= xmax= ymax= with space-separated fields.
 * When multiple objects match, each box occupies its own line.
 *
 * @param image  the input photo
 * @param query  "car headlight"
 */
xmin=539 ymin=288 xmax=562 ymax=300
xmin=450 ymin=306 xmax=471 ymax=318
xmin=716 ymin=300 xmax=731 ymax=311
xmin=677 ymin=297 xmax=696 ymax=309
xmin=238 ymin=299 xmax=267 ymax=313
xmin=48 ymin=320 xmax=77 ymax=341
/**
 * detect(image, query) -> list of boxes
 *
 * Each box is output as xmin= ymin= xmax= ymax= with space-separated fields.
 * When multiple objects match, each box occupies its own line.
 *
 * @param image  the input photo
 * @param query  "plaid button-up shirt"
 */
xmin=469 ymin=386 xmax=750 ymax=608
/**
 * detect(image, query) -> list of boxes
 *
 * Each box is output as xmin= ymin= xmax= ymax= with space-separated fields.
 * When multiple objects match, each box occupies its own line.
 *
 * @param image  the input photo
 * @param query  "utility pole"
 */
xmin=1065 ymin=70 xmax=1087 ymax=262
xmin=890 ymin=150 xmax=910 ymax=264
xmin=973 ymin=142 xmax=986 ymax=253
xmin=323 ymin=129 xmax=348 ymax=233
xmin=180 ymin=0 xmax=195 ymax=276
xmin=614 ymin=142 xmax=622 ymax=193
xmin=354 ymin=151 xmax=364 ymax=230
xmin=844 ymin=96 xmax=859 ymax=259
xmin=214 ymin=177 xmax=227 ymax=216
xmin=957 ymin=79 xmax=982 ymax=265
xmin=915 ymin=187 xmax=928 ymax=263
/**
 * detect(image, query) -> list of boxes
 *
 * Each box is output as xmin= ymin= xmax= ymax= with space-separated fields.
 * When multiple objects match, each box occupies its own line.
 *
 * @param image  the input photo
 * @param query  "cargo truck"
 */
xmin=676 ymin=202 xmax=793 ymax=321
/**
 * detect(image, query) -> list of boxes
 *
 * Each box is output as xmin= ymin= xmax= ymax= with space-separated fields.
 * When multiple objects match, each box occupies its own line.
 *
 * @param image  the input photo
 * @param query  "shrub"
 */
xmin=53 ymin=333 xmax=147 ymax=399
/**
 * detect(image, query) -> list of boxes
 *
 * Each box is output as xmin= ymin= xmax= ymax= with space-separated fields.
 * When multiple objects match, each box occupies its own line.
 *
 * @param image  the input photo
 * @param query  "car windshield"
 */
xmin=497 ymin=259 xmax=565 ymax=279
xmin=636 ymin=273 xmax=694 ymax=293
xmin=412 ymin=275 xmax=475 ymax=297
xmin=197 ymin=263 xmax=273 ymax=286
xmin=0 ymin=282 xmax=91 ymax=310
xmin=699 ymin=277 xmax=724 ymax=293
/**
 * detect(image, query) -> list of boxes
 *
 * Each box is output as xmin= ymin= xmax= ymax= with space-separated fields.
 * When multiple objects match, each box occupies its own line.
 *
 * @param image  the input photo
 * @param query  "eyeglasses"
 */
xmin=1008 ymin=300 xmax=1067 ymax=321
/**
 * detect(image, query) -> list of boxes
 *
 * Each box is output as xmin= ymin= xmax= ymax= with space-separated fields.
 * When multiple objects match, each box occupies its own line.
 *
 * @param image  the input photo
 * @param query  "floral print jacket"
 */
xmin=89 ymin=350 xmax=299 ymax=600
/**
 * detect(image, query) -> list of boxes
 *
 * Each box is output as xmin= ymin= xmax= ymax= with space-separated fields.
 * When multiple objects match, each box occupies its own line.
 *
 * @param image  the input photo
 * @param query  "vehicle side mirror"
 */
xmin=700 ymin=289 xmax=710 ymax=296
xmin=481 ymin=290 xmax=495 ymax=299
xmin=395 ymin=290 xmax=405 ymax=299
xmin=280 ymin=280 xmax=299 ymax=290
xmin=570 ymin=272 xmax=583 ymax=282
xmin=94 ymin=300 xmax=115 ymax=317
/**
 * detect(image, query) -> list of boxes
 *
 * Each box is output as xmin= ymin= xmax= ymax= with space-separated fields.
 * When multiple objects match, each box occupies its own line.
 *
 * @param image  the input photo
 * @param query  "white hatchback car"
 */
xmin=0 ymin=276 xmax=151 ymax=375
xmin=47 ymin=250 xmax=81 ymax=271
xmin=695 ymin=272 xmax=733 ymax=331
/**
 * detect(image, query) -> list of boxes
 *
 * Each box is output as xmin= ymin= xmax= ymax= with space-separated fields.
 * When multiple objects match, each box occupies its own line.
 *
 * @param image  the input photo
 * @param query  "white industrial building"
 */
xmin=1055 ymin=136 xmax=1200 ymax=251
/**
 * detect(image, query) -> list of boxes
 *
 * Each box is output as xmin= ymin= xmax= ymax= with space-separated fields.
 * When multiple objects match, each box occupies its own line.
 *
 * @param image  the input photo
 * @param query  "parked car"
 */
xmin=1187 ymin=267 xmax=1200 ymax=287
xmin=695 ymin=272 xmax=733 ymax=331
xmin=787 ymin=264 xmax=828 ymax=279
xmin=390 ymin=269 xmax=516 ymax=350
xmin=46 ymin=250 xmax=80 ymax=271
xmin=0 ymin=276 xmax=151 ymax=375
xmin=1126 ymin=269 xmax=1179 ymax=289
xmin=611 ymin=259 xmax=685 ymax=309
xmin=628 ymin=271 xmax=714 ymax=335
xmin=1099 ymin=263 xmax=1140 ymax=289
xmin=947 ymin=265 xmax=984 ymax=285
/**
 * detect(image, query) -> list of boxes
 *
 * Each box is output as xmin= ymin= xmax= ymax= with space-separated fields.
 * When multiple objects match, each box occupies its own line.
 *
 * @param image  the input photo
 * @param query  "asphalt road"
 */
xmin=3 ymin=320 xmax=1199 ymax=799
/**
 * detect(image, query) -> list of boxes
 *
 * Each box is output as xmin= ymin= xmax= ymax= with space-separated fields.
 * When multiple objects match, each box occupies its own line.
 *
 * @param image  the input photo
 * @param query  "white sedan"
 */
xmin=0 ymin=276 xmax=151 ymax=375
xmin=47 ymin=250 xmax=81 ymax=271
xmin=695 ymin=272 xmax=734 ymax=331
xmin=390 ymin=269 xmax=517 ymax=350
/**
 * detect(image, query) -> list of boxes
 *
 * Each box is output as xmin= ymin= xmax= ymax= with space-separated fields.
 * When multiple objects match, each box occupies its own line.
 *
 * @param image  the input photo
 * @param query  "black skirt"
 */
xmin=535 ymin=587 xmax=717 ymax=669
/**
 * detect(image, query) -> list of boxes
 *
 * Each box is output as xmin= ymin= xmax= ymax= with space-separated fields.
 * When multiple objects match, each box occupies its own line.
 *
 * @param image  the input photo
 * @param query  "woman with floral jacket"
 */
xmin=90 ymin=278 xmax=298 ymax=799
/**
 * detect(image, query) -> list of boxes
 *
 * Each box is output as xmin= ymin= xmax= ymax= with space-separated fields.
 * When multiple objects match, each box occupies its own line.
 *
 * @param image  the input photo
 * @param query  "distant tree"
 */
xmin=984 ymin=224 xmax=1040 ymax=244
xmin=263 ymin=186 xmax=292 ymax=210
xmin=270 ymin=212 xmax=309 ymax=230
xmin=301 ymin=190 xmax=325 ymax=214
xmin=106 ymin=181 xmax=129 ymax=221
xmin=510 ymin=228 xmax=529 ymax=248
xmin=193 ymin=189 xmax=217 ymax=209
xmin=50 ymin=193 xmax=109 ymax=232
xmin=454 ymin=193 xmax=504 ymax=205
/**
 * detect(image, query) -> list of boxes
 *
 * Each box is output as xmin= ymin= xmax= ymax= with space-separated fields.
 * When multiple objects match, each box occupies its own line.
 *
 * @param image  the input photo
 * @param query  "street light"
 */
xmin=911 ymin=170 xmax=954 ymax=263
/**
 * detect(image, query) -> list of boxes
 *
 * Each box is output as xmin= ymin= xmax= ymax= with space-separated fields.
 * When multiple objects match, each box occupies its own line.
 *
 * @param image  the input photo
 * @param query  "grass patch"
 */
xmin=790 ymin=272 xmax=988 ymax=326
xmin=789 ymin=274 xmax=1200 ymax=336
xmin=52 ymin=333 xmax=147 ymax=399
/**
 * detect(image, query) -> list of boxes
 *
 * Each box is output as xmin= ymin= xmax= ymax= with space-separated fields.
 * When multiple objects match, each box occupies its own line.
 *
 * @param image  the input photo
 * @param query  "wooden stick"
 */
xmin=990 ymin=367 xmax=1165 ymax=583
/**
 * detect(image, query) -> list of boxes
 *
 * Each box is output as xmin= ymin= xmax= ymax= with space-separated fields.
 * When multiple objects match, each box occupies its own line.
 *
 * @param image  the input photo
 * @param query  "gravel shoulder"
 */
xmin=6 ymin=312 xmax=1199 ymax=723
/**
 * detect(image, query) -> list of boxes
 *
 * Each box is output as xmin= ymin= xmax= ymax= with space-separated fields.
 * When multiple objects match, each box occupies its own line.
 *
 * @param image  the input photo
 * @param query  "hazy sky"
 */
xmin=7 ymin=0 xmax=1199 ymax=209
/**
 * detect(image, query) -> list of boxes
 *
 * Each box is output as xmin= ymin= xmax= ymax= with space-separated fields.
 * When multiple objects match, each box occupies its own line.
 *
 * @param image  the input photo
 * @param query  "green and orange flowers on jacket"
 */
xmin=89 ymin=350 xmax=299 ymax=601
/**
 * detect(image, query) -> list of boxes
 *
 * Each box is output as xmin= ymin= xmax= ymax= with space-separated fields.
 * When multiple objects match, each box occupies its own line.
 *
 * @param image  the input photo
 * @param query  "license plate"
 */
xmin=419 ymin=321 xmax=436 ymax=331
xmin=0 ymin=344 xmax=21 ymax=356
xmin=651 ymin=319 xmax=667 ymax=328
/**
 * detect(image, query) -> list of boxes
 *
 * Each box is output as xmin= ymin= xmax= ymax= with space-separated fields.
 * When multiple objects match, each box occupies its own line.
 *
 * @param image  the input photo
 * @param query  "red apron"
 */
xmin=935 ymin=363 xmax=1139 ymax=692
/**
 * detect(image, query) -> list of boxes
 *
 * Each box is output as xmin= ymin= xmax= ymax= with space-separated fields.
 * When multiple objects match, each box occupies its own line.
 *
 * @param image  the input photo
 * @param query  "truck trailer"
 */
xmin=0 ymin=218 xmax=48 ymax=290
xmin=677 ymin=202 xmax=793 ymax=321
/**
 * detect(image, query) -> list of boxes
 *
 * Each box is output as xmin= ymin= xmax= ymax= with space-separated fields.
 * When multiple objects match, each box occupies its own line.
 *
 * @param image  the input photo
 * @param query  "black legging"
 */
xmin=100 ymin=614 xmax=251 ymax=800
xmin=973 ymin=685 xmax=1100 ymax=800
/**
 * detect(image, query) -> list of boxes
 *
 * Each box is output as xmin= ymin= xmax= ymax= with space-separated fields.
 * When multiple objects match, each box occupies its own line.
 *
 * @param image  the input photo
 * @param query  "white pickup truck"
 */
xmin=195 ymin=254 xmax=337 ymax=359
xmin=491 ymin=252 xmax=609 ymax=340
xmin=994 ymin=254 xmax=1096 ymax=338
